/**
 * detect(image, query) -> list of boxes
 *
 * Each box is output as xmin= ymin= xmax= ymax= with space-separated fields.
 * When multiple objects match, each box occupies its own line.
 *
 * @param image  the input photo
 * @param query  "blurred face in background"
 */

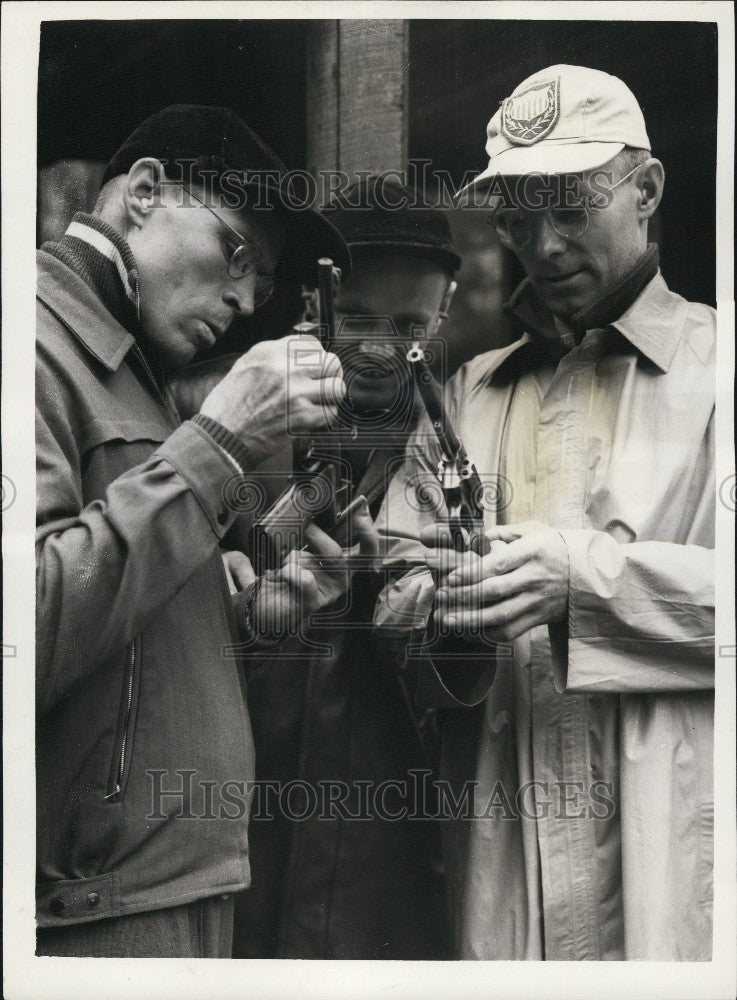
xmin=333 ymin=250 xmax=452 ymax=419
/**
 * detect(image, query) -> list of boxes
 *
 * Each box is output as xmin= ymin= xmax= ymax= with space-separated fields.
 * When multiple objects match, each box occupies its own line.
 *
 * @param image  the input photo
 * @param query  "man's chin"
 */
xmin=538 ymin=289 xmax=591 ymax=322
xmin=159 ymin=351 xmax=197 ymax=377
xmin=136 ymin=326 xmax=197 ymax=374
xmin=348 ymin=387 xmax=396 ymax=413
xmin=162 ymin=337 xmax=203 ymax=374
xmin=345 ymin=377 xmax=408 ymax=416
xmin=534 ymin=275 xmax=596 ymax=321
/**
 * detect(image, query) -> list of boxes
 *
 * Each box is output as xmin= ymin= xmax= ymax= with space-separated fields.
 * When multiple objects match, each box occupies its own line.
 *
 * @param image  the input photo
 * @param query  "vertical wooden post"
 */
xmin=305 ymin=21 xmax=340 ymax=179
xmin=306 ymin=20 xmax=409 ymax=203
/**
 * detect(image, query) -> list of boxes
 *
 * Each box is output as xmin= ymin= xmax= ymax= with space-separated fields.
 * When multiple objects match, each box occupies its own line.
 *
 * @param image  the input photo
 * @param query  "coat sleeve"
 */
xmin=36 ymin=396 xmax=242 ymax=714
xmin=550 ymin=531 xmax=714 ymax=693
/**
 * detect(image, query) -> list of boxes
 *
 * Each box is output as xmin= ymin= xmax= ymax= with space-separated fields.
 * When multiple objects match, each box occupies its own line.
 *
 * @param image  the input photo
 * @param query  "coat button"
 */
xmin=86 ymin=892 xmax=101 ymax=908
xmin=217 ymin=510 xmax=229 ymax=525
xmin=49 ymin=897 xmax=65 ymax=914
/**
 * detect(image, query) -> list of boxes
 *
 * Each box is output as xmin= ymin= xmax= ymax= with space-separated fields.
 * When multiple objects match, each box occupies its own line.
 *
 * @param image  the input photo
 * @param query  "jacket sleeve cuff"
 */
xmin=153 ymin=421 xmax=242 ymax=539
xmin=553 ymin=529 xmax=715 ymax=693
xmin=191 ymin=413 xmax=255 ymax=475
xmin=231 ymin=581 xmax=282 ymax=649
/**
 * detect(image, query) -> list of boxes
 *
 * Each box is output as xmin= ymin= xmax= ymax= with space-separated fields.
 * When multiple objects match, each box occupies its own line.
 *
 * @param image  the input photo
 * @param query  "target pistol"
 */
xmin=249 ymin=258 xmax=357 ymax=573
xmin=406 ymin=340 xmax=491 ymax=556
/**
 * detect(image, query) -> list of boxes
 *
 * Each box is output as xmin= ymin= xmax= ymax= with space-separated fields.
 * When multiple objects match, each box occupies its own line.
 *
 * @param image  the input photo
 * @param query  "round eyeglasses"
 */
xmin=224 ymin=245 xmax=276 ymax=307
xmin=177 ymin=182 xmax=275 ymax=307
xmin=489 ymin=163 xmax=642 ymax=252
xmin=491 ymin=205 xmax=589 ymax=250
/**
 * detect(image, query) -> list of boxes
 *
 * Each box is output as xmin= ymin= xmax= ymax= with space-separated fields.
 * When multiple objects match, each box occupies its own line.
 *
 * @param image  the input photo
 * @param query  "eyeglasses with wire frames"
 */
xmin=488 ymin=162 xmax=643 ymax=251
xmin=176 ymin=181 xmax=276 ymax=307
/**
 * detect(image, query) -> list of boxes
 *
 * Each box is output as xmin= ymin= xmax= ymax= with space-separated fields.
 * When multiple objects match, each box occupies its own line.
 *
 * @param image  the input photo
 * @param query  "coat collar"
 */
xmin=37 ymin=250 xmax=135 ymax=372
xmin=607 ymin=271 xmax=689 ymax=374
xmin=480 ymin=247 xmax=686 ymax=387
xmin=473 ymin=332 xmax=570 ymax=388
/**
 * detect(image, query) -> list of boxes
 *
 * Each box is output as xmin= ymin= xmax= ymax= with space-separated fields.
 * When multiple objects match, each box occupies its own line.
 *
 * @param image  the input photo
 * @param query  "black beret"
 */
xmin=102 ymin=104 xmax=351 ymax=281
xmin=326 ymin=175 xmax=461 ymax=274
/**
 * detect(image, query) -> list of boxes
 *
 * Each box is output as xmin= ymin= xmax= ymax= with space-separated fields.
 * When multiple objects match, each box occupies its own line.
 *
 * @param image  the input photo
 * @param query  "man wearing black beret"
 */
xmin=228 ymin=177 xmax=462 ymax=959
xmin=35 ymin=105 xmax=373 ymax=958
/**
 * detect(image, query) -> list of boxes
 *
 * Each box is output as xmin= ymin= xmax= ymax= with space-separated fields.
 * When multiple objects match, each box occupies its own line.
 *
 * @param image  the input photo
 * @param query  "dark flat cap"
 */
xmin=326 ymin=175 xmax=461 ymax=274
xmin=102 ymin=104 xmax=351 ymax=281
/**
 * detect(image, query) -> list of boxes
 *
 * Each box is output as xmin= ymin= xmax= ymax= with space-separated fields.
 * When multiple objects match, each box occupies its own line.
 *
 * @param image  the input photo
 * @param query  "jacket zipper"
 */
xmin=103 ymin=340 xmax=172 ymax=803
xmin=105 ymin=640 xmax=137 ymax=802
xmin=128 ymin=338 xmax=180 ymax=429
xmin=131 ymin=344 xmax=169 ymax=408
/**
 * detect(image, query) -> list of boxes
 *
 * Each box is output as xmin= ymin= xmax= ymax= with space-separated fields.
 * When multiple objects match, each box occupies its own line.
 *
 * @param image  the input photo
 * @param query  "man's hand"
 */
xmin=222 ymin=550 xmax=257 ymax=596
xmin=251 ymin=498 xmax=379 ymax=638
xmin=421 ymin=521 xmax=570 ymax=642
xmin=419 ymin=523 xmax=491 ymax=585
xmin=199 ymin=335 xmax=345 ymax=464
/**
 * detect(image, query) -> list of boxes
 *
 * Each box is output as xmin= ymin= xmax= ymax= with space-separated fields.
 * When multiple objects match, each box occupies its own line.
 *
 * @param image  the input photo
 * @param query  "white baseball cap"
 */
xmin=464 ymin=64 xmax=651 ymax=188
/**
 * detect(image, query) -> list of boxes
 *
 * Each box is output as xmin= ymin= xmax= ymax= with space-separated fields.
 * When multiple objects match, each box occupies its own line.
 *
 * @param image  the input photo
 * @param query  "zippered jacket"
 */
xmin=36 ymin=250 xmax=255 ymax=927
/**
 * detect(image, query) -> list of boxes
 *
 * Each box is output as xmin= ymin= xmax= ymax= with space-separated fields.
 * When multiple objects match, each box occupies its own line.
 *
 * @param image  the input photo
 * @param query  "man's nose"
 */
xmin=532 ymin=212 xmax=568 ymax=257
xmin=222 ymin=277 xmax=256 ymax=317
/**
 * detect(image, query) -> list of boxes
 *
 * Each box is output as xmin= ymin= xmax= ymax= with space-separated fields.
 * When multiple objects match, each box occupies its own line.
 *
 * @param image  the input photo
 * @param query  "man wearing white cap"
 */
xmin=377 ymin=65 xmax=714 ymax=960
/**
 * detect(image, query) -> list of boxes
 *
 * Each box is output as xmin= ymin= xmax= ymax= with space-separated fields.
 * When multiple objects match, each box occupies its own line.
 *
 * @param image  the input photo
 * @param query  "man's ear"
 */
xmin=123 ymin=158 xmax=167 ymax=229
xmin=636 ymin=158 xmax=665 ymax=222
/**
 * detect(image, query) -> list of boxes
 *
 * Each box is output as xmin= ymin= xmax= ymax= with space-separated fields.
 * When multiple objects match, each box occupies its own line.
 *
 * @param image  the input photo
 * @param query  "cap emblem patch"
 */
xmin=500 ymin=77 xmax=560 ymax=146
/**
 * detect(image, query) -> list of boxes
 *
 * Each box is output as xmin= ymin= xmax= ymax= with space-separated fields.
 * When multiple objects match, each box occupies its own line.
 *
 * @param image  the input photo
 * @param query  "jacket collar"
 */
xmin=474 ymin=332 xmax=570 ymax=388
xmin=37 ymin=250 xmax=135 ymax=372
xmin=607 ymin=270 xmax=689 ymax=373
xmin=482 ymin=245 xmax=684 ymax=386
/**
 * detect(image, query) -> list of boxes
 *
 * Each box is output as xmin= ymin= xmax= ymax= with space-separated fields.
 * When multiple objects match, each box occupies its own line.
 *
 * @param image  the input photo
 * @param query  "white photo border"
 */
xmin=2 ymin=3 xmax=734 ymax=998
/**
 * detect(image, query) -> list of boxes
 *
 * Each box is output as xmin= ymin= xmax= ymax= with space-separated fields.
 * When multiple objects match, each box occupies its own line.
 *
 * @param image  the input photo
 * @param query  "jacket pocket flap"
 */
xmin=78 ymin=418 xmax=169 ymax=453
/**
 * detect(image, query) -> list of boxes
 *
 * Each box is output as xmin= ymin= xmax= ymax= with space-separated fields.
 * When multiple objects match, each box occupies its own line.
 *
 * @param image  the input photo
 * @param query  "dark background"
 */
xmin=38 ymin=21 xmax=308 ymax=169
xmin=38 ymin=18 xmax=718 ymax=369
xmin=408 ymin=19 xmax=718 ymax=311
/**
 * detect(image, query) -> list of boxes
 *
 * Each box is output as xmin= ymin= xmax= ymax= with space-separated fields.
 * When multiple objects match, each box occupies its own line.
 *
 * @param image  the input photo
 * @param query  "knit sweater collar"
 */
xmin=42 ymin=213 xmax=141 ymax=334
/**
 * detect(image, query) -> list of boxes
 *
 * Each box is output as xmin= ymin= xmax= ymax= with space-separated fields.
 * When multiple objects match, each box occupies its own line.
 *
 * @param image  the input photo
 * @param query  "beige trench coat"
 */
xmin=376 ymin=273 xmax=715 ymax=960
